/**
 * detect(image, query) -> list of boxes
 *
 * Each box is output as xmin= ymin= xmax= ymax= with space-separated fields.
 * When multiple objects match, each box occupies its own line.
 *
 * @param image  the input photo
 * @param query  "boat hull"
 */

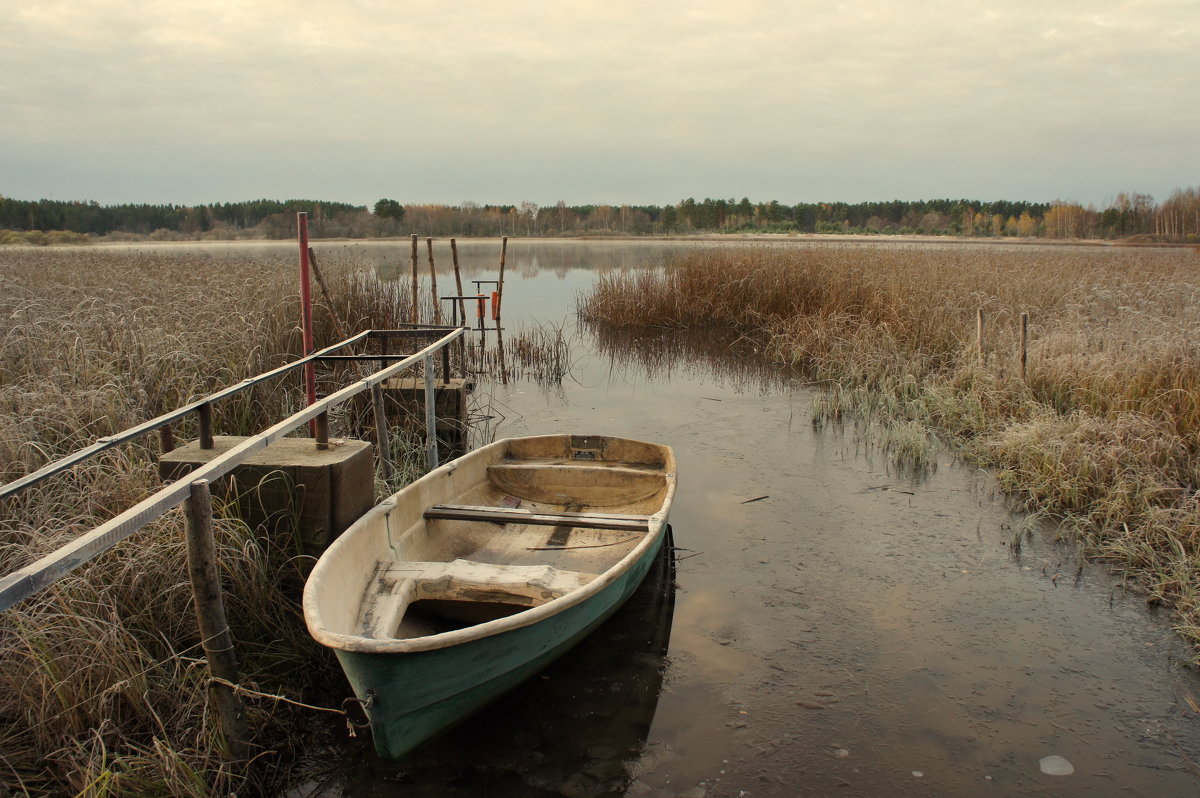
xmin=338 ymin=525 xmax=665 ymax=760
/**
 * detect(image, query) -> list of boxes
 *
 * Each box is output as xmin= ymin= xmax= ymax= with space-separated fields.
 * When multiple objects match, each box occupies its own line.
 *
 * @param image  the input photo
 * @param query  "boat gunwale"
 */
xmin=302 ymin=435 xmax=675 ymax=655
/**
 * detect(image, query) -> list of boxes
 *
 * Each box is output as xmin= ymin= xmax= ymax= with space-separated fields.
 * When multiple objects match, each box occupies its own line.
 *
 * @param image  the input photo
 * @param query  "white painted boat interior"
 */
xmin=305 ymin=435 xmax=675 ymax=645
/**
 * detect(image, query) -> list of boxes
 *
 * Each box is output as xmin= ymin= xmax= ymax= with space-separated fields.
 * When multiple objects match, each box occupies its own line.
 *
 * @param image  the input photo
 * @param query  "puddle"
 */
xmin=292 ymin=240 xmax=1200 ymax=797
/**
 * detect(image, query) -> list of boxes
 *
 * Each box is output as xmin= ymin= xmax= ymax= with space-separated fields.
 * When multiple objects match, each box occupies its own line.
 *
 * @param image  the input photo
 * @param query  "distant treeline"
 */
xmin=2 ymin=188 xmax=1198 ymax=243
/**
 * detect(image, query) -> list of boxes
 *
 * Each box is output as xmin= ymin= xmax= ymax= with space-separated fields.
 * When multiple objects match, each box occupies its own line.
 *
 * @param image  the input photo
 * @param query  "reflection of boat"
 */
xmin=303 ymin=434 xmax=676 ymax=760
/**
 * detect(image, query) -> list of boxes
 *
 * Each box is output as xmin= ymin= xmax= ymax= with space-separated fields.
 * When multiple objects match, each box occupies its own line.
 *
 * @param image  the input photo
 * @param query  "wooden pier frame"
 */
xmin=0 ymin=327 xmax=466 ymax=613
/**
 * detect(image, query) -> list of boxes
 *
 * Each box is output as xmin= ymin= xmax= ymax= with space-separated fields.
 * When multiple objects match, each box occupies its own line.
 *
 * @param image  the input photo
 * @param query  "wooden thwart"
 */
xmin=424 ymin=504 xmax=650 ymax=532
xmin=424 ymin=503 xmax=651 ymax=532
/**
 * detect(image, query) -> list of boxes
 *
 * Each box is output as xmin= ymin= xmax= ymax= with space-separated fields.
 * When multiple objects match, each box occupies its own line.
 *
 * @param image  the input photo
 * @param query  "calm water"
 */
xmin=290 ymin=239 xmax=1200 ymax=797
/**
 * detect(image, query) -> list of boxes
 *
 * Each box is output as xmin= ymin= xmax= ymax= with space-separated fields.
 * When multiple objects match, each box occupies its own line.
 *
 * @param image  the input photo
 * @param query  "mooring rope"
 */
xmin=207 ymin=676 xmax=375 ymax=733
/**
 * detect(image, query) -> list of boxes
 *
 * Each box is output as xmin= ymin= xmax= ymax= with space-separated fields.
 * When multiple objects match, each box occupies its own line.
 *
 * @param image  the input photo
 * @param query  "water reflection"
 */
xmin=308 ymin=533 xmax=677 ymax=798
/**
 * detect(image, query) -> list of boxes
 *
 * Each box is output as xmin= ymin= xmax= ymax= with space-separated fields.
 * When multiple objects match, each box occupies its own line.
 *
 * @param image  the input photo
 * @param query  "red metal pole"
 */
xmin=298 ymin=213 xmax=318 ymax=428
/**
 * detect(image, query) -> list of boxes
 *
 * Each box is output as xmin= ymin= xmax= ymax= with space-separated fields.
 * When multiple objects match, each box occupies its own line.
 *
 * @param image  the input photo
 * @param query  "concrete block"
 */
xmin=159 ymin=436 xmax=374 ymax=556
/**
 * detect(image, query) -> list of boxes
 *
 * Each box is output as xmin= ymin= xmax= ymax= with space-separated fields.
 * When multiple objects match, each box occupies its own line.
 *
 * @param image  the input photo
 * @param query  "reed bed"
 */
xmin=0 ymin=247 xmax=415 ymax=796
xmin=580 ymin=244 xmax=1200 ymax=654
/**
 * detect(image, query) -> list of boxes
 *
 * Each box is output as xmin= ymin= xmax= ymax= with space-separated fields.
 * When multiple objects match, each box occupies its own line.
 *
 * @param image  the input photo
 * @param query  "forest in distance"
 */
xmin=1 ymin=186 xmax=1198 ymax=245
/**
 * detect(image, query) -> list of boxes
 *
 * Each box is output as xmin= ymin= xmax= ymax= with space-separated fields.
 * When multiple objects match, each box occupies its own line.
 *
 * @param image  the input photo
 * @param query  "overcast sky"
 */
xmin=2 ymin=0 xmax=1196 ymax=208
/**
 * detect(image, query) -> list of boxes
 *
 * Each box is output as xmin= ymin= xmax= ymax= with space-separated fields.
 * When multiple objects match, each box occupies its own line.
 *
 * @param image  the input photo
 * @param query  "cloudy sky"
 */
xmin=2 ymin=0 xmax=1196 ymax=208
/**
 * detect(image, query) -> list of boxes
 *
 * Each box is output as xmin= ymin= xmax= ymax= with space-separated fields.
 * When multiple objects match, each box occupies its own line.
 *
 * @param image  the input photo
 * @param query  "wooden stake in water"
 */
xmin=184 ymin=479 xmax=249 ymax=759
xmin=450 ymin=238 xmax=465 ymax=324
xmin=496 ymin=236 xmax=507 ymax=325
xmin=976 ymin=308 xmax=985 ymax=367
xmin=427 ymin=237 xmax=441 ymax=325
xmin=410 ymin=234 xmax=419 ymax=322
xmin=1019 ymin=312 xmax=1029 ymax=380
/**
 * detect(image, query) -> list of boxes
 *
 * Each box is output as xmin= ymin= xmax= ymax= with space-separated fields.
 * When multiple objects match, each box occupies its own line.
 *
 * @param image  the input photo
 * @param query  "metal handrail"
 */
xmin=0 ymin=331 xmax=366 ymax=501
xmin=0 ymin=328 xmax=465 ymax=501
xmin=0 ymin=326 xmax=466 ymax=612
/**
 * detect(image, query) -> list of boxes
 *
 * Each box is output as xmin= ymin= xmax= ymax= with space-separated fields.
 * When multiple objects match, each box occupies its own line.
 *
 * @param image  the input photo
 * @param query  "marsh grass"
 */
xmin=0 ymin=247 xmax=415 ymax=795
xmin=580 ymin=244 xmax=1200 ymax=656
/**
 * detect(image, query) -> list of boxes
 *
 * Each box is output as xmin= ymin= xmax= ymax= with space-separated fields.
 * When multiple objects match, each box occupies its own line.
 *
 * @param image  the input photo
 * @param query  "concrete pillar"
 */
xmin=159 ymin=436 xmax=374 ymax=556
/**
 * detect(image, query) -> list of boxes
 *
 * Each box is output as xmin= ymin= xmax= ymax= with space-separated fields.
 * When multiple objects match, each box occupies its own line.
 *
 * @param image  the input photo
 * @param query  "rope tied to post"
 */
xmin=207 ymin=676 xmax=376 ymax=736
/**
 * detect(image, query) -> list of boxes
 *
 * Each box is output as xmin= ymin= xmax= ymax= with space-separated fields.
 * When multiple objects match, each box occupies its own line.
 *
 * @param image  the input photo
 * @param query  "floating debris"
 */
xmin=1039 ymin=755 xmax=1074 ymax=776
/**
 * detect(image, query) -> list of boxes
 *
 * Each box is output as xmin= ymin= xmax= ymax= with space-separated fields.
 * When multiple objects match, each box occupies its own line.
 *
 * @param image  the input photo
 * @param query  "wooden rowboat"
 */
xmin=302 ymin=433 xmax=677 ymax=760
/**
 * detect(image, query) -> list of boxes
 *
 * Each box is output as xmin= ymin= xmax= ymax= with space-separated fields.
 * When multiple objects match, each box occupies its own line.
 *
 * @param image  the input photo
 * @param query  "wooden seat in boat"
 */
xmin=359 ymin=558 xmax=598 ymax=639
xmin=423 ymin=503 xmax=651 ymax=532
xmin=486 ymin=462 xmax=666 ymax=507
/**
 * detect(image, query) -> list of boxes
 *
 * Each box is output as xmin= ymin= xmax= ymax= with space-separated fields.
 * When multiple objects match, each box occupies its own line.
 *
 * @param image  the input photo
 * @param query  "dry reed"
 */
xmin=580 ymin=243 xmax=1200 ymax=656
xmin=0 ymin=246 xmax=415 ymax=795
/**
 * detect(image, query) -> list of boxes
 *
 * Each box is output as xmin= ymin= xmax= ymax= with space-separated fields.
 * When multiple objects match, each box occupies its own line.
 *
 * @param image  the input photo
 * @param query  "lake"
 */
xmin=280 ymin=238 xmax=1200 ymax=797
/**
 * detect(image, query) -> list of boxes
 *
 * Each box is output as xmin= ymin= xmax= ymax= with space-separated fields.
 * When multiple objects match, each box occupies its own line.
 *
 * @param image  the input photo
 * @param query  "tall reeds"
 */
xmin=0 ymin=247 xmax=414 ymax=795
xmin=580 ymin=244 xmax=1200 ymax=655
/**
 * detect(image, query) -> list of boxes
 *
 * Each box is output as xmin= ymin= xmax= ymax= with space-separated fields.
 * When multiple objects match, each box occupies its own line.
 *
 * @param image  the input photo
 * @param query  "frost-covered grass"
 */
xmin=0 ymin=247 xmax=413 ymax=796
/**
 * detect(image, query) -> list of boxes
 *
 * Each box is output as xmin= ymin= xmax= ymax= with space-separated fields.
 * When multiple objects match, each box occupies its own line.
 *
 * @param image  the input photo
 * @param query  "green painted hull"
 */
xmin=336 ymin=525 xmax=666 ymax=760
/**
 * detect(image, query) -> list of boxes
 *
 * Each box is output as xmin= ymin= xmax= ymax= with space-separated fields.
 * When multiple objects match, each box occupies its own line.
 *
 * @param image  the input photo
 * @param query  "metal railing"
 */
xmin=0 ymin=325 xmax=466 ymax=613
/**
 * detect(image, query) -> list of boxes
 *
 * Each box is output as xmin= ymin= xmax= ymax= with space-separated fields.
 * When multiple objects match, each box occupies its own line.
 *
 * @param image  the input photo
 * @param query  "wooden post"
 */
xmin=496 ymin=323 xmax=509 ymax=386
xmin=371 ymin=384 xmax=393 ymax=483
xmin=496 ymin=236 xmax=507 ymax=325
xmin=298 ymin=215 xmax=318 ymax=431
xmin=159 ymin=424 xmax=175 ymax=454
xmin=307 ymin=247 xmax=348 ymax=343
xmin=198 ymin=402 xmax=214 ymax=450
xmin=427 ymin=237 xmax=442 ymax=325
xmin=423 ymin=355 xmax=439 ymax=470
xmin=1019 ymin=312 xmax=1028 ymax=380
xmin=976 ymin=308 xmax=985 ymax=367
xmin=409 ymin=234 xmax=419 ymax=322
xmin=184 ymin=479 xmax=249 ymax=759
xmin=314 ymin=409 xmax=330 ymax=450
xmin=450 ymin=238 xmax=466 ymax=325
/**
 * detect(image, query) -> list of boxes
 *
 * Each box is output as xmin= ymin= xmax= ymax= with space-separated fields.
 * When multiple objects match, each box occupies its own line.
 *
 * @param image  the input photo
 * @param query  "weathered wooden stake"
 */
xmin=198 ymin=402 xmax=214 ymax=450
xmin=307 ymin=247 xmax=349 ymax=343
xmin=314 ymin=409 xmax=330 ymax=450
xmin=976 ymin=308 xmax=985 ymax=367
xmin=298 ymin=214 xmax=318 ymax=438
xmin=423 ymin=354 xmax=439 ymax=469
xmin=1019 ymin=311 xmax=1029 ymax=380
xmin=450 ymin=238 xmax=466 ymax=324
xmin=184 ymin=479 xmax=249 ymax=759
xmin=159 ymin=424 xmax=175 ymax=454
xmin=427 ymin=237 xmax=442 ymax=325
xmin=496 ymin=236 xmax=507 ymax=324
xmin=450 ymin=239 xmax=467 ymax=365
xmin=495 ymin=323 xmax=509 ymax=386
xmin=371 ymin=384 xmax=393 ymax=483
xmin=409 ymin=234 xmax=419 ymax=322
